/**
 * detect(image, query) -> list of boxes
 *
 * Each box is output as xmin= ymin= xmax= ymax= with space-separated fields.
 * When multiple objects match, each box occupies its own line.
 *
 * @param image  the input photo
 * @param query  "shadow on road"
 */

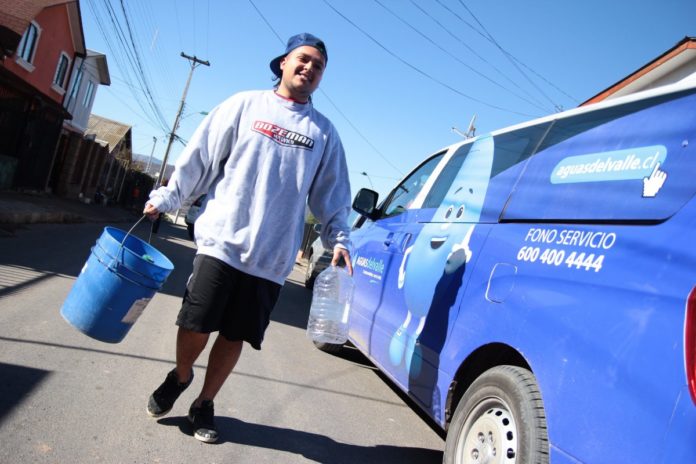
xmin=272 ymin=280 xmax=377 ymax=370
xmin=158 ymin=415 xmax=443 ymax=463
xmin=0 ymin=335 xmax=405 ymax=409
xmin=0 ymin=362 xmax=51 ymax=426
xmin=0 ymin=220 xmax=196 ymax=300
xmin=329 ymin=343 xmax=376 ymax=369
xmin=271 ymin=279 xmax=312 ymax=330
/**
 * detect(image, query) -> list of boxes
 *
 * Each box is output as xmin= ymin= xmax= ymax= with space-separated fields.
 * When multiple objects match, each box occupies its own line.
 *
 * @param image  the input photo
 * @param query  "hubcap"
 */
xmin=456 ymin=400 xmax=518 ymax=464
xmin=306 ymin=258 xmax=314 ymax=281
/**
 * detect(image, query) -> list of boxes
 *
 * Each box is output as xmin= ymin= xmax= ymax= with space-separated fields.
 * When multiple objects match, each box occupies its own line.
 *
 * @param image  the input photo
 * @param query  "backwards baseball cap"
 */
xmin=269 ymin=33 xmax=328 ymax=78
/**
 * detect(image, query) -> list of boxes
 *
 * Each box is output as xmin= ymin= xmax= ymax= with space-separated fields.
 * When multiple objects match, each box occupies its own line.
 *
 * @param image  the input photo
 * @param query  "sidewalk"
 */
xmin=0 ymin=190 xmax=141 ymax=229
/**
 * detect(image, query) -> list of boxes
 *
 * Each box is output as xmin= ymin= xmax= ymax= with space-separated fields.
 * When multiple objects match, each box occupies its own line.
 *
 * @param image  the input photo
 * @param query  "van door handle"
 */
xmin=384 ymin=232 xmax=412 ymax=252
xmin=384 ymin=232 xmax=395 ymax=248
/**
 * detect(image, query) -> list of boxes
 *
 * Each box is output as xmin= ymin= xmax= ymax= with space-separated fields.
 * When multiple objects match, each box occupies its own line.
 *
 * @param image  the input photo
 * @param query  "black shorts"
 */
xmin=176 ymin=254 xmax=282 ymax=350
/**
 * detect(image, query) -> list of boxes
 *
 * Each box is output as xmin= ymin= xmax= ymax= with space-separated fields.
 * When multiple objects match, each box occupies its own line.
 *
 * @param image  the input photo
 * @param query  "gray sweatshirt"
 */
xmin=148 ymin=90 xmax=352 ymax=285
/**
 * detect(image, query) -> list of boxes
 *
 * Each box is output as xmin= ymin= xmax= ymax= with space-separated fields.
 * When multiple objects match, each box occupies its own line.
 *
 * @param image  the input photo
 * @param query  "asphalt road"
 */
xmin=0 ymin=220 xmax=444 ymax=463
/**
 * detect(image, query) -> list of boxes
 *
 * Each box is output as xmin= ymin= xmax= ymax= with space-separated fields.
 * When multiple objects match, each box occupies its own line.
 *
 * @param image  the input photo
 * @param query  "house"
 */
xmin=582 ymin=36 xmax=696 ymax=106
xmin=77 ymin=114 xmax=132 ymax=204
xmin=0 ymin=0 xmax=86 ymax=191
xmin=49 ymin=49 xmax=111 ymax=197
xmin=63 ymin=50 xmax=110 ymax=133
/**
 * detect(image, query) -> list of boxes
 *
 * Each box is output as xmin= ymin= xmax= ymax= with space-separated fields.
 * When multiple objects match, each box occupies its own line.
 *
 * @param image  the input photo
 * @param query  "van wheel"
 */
xmin=313 ymin=340 xmax=343 ymax=354
xmin=304 ymin=253 xmax=316 ymax=289
xmin=444 ymin=365 xmax=548 ymax=464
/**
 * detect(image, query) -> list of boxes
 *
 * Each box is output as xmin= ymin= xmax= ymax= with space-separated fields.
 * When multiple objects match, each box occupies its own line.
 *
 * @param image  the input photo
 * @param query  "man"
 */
xmin=143 ymin=33 xmax=353 ymax=443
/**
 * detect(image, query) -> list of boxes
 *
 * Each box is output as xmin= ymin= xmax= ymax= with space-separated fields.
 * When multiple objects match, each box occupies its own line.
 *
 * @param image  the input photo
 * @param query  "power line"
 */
xmin=435 ymin=0 xmax=576 ymax=109
xmin=374 ymin=0 xmax=548 ymax=112
xmin=349 ymin=170 xmax=399 ymax=181
xmin=192 ymin=0 xmax=197 ymax=54
xmin=206 ymin=0 xmax=210 ymax=57
xmin=508 ymin=53 xmax=580 ymax=104
xmin=116 ymin=0 xmax=171 ymax=129
xmin=108 ymin=73 xmax=180 ymax=107
xmin=408 ymin=0 xmax=548 ymax=110
xmin=129 ymin=1 xmax=177 ymax=98
xmin=322 ymin=0 xmax=536 ymax=117
xmin=103 ymin=2 xmax=148 ymax=107
xmin=246 ymin=0 xmax=284 ymax=43
xmin=247 ymin=0 xmax=404 ymax=176
xmin=173 ymin=0 xmax=183 ymax=51
xmin=317 ymin=89 xmax=404 ymax=175
xmin=86 ymin=0 xmax=168 ymax=134
xmin=102 ymin=85 xmax=167 ymax=134
xmin=93 ymin=0 xmax=171 ymax=133
xmin=455 ymin=0 xmax=562 ymax=111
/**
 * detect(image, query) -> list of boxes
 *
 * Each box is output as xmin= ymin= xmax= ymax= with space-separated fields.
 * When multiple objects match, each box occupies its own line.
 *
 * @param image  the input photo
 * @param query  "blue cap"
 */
xmin=269 ymin=33 xmax=328 ymax=78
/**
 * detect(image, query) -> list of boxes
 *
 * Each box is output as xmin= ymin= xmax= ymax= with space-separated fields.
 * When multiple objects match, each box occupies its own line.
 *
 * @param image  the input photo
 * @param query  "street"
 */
xmin=0 ymin=220 xmax=444 ymax=464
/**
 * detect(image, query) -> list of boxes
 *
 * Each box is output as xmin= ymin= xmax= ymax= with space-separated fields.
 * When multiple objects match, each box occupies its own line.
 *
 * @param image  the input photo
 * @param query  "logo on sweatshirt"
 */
xmin=252 ymin=121 xmax=314 ymax=150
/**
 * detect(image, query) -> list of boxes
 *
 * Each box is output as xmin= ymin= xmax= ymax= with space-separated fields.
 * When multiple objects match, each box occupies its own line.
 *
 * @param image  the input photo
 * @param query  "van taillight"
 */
xmin=687 ymin=286 xmax=696 ymax=405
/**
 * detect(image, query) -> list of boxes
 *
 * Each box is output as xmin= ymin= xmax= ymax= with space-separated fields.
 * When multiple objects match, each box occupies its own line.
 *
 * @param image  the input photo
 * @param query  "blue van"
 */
xmin=335 ymin=79 xmax=696 ymax=463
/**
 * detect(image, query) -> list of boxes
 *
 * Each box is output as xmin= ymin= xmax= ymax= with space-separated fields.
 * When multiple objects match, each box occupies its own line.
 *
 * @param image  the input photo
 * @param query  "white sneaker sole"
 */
xmin=188 ymin=415 xmax=218 ymax=443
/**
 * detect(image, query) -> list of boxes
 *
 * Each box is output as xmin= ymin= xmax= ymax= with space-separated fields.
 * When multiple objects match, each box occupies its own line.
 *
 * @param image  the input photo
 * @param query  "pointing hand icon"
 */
xmin=643 ymin=162 xmax=667 ymax=198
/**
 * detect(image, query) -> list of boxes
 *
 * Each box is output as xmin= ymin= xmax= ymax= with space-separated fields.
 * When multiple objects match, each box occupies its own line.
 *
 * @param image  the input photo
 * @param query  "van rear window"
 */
xmin=501 ymin=90 xmax=696 ymax=223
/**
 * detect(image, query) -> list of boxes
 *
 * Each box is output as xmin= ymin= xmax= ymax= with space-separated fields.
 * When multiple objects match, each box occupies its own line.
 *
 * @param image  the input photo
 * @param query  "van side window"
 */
xmin=483 ymin=122 xmax=551 ymax=221
xmin=382 ymin=152 xmax=444 ymax=218
xmin=503 ymin=90 xmax=696 ymax=223
xmin=422 ymin=123 xmax=549 ymax=220
xmin=422 ymin=144 xmax=471 ymax=208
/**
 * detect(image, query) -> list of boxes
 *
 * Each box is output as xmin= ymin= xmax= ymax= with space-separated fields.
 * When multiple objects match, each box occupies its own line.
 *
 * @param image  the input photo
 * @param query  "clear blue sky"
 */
xmin=82 ymin=0 xmax=696 ymax=198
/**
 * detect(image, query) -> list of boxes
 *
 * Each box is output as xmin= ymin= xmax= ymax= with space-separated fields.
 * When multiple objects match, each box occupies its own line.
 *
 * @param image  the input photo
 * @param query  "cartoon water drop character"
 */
xmin=389 ymin=135 xmax=495 ymax=376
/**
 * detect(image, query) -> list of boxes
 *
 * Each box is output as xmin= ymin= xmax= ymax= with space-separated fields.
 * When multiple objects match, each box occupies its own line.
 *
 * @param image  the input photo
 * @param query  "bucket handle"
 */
xmin=112 ymin=215 xmax=155 ymax=271
xmin=122 ymin=214 xmax=149 ymax=246
xmin=93 ymin=241 xmax=163 ymax=287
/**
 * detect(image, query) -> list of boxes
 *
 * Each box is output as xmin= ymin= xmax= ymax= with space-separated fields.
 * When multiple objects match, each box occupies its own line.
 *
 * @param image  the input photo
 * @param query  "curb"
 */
xmin=0 ymin=212 xmax=83 ymax=224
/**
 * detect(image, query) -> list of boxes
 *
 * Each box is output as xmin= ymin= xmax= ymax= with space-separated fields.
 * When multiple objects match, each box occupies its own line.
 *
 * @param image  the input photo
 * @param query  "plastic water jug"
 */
xmin=307 ymin=265 xmax=354 ymax=344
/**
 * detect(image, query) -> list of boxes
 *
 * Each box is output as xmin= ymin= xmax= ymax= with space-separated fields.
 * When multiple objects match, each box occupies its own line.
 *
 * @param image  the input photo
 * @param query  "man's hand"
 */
xmin=331 ymin=246 xmax=353 ymax=275
xmin=143 ymin=202 xmax=160 ymax=221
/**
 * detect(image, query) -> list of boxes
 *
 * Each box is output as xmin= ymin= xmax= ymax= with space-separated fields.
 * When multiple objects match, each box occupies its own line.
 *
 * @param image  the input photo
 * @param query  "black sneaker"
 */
xmin=146 ymin=368 xmax=193 ymax=418
xmin=188 ymin=400 xmax=218 ymax=443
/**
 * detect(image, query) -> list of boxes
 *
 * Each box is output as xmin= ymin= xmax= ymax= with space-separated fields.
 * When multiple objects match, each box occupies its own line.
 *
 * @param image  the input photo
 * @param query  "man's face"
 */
xmin=278 ymin=46 xmax=326 ymax=102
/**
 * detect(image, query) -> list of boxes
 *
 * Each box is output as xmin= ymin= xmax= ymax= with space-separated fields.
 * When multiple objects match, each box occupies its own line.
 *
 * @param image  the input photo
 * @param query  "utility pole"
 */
xmin=155 ymin=52 xmax=210 ymax=188
xmin=151 ymin=52 xmax=209 ymax=235
xmin=145 ymin=136 xmax=157 ymax=175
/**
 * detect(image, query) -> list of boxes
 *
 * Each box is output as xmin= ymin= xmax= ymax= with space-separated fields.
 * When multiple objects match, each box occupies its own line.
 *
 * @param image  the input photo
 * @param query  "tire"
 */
xmin=313 ymin=340 xmax=344 ymax=354
xmin=186 ymin=223 xmax=195 ymax=240
xmin=444 ymin=365 xmax=549 ymax=464
xmin=304 ymin=252 xmax=316 ymax=289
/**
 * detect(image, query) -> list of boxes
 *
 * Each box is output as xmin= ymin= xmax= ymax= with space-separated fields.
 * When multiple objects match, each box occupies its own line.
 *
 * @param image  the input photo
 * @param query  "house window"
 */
xmin=53 ymin=53 xmax=70 ymax=89
xmin=16 ymin=21 xmax=41 ymax=71
xmin=67 ymin=65 xmax=83 ymax=106
xmin=83 ymin=81 xmax=95 ymax=106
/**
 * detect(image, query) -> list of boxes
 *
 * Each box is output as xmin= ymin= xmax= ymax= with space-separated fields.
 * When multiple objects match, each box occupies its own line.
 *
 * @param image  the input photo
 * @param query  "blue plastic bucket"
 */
xmin=60 ymin=225 xmax=174 ymax=343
